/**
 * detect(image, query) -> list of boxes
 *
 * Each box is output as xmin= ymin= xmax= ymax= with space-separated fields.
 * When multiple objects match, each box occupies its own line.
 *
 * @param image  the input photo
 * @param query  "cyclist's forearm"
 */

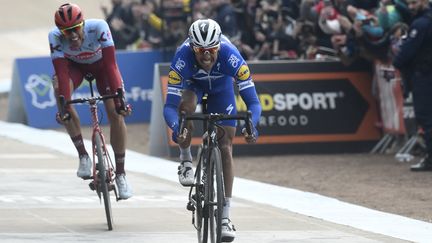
xmin=239 ymin=87 xmax=262 ymax=126
xmin=164 ymin=103 xmax=180 ymax=132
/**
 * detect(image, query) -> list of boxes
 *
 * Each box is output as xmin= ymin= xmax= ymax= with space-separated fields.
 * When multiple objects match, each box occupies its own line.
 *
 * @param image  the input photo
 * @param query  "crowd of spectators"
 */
xmin=101 ymin=0 xmax=420 ymax=64
xmin=101 ymin=0 xmax=189 ymax=52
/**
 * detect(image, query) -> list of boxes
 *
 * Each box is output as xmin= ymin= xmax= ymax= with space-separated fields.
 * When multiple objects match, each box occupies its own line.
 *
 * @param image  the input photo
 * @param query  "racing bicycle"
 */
xmin=58 ymin=74 xmax=124 ymax=231
xmin=180 ymin=107 xmax=253 ymax=243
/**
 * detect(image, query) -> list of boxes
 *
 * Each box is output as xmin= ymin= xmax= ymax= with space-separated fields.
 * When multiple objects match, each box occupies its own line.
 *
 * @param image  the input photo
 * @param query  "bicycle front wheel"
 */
xmin=208 ymin=146 xmax=224 ymax=243
xmin=194 ymin=145 xmax=206 ymax=243
xmin=95 ymin=133 xmax=113 ymax=231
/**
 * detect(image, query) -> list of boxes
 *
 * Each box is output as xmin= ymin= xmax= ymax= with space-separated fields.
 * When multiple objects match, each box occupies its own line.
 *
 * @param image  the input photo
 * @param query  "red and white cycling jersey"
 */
xmin=48 ymin=19 xmax=123 ymax=100
xmin=48 ymin=19 xmax=114 ymax=64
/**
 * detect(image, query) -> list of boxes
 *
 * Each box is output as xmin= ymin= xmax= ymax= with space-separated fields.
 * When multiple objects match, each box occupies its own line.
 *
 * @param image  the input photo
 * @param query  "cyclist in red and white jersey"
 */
xmin=48 ymin=3 xmax=132 ymax=199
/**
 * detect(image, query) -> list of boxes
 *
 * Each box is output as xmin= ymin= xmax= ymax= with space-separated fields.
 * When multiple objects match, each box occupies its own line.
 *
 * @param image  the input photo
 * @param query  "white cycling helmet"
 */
xmin=188 ymin=19 xmax=222 ymax=48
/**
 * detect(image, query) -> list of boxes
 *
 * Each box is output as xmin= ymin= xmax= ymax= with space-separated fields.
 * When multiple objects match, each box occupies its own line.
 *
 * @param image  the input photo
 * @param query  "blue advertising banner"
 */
xmin=15 ymin=50 xmax=163 ymax=128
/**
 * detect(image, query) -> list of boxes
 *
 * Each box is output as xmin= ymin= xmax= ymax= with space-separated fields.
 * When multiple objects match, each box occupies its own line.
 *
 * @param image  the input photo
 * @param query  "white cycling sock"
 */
xmin=223 ymin=197 xmax=231 ymax=219
xmin=180 ymin=146 xmax=192 ymax=161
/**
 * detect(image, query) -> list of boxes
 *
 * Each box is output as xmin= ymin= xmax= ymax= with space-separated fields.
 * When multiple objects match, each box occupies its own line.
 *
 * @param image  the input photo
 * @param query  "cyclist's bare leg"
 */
xmin=53 ymin=76 xmax=91 ymax=178
xmin=104 ymin=99 xmax=132 ymax=198
xmin=53 ymin=76 xmax=86 ymax=152
xmin=219 ymin=126 xmax=236 ymax=198
xmin=63 ymin=106 xmax=83 ymax=137
xmin=103 ymin=99 xmax=127 ymax=172
xmin=219 ymin=126 xmax=236 ymax=222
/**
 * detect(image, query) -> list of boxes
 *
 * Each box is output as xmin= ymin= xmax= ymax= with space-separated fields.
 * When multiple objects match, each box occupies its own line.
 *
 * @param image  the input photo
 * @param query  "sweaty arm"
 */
xmin=102 ymin=46 xmax=123 ymax=93
xmin=52 ymin=58 xmax=72 ymax=100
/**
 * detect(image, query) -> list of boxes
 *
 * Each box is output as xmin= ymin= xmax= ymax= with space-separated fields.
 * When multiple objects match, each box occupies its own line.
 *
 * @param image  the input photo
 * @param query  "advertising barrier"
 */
xmin=150 ymin=60 xmax=382 ymax=156
xmin=8 ymin=50 xmax=162 ymax=128
xmin=374 ymin=61 xmax=406 ymax=135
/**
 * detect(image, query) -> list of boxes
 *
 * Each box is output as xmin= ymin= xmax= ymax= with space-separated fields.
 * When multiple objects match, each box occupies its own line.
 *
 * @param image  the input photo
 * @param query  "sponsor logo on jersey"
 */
xmin=168 ymin=70 xmax=181 ymax=85
xmin=50 ymin=43 xmax=61 ymax=53
xmin=237 ymin=65 xmax=250 ymax=81
xmin=98 ymin=32 xmax=107 ymax=42
xmin=64 ymin=48 xmax=102 ymax=60
xmin=228 ymin=54 xmax=240 ymax=68
xmin=167 ymin=86 xmax=182 ymax=96
xmin=237 ymin=80 xmax=254 ymax=91
xmin=175 ymin=58 xmax=186 ymax=71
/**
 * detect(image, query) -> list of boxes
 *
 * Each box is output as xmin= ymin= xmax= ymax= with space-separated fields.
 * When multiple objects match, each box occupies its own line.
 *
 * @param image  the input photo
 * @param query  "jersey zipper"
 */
xmin=207 ymin=72 xmax=212 ymax=90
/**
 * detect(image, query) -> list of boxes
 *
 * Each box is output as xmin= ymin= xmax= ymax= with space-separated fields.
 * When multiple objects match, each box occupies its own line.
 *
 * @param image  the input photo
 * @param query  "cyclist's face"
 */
xmin=193 ymin=45 xmax=219 ymax=71
xmin=61 ymin=22 xmax=84 ymax=48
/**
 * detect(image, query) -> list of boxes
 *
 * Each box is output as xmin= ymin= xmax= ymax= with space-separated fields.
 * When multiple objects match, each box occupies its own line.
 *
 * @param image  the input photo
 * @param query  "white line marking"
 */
xmin=0 ymin=231 xmax=382 ymax=243
xmin=0 ymin=195 xmax=187 ymax=204
xmin=0 ymin=153 xmax=57 ymax=159
xmin=0 ymin=169 xmax=73 ymax=173
xmin=23 ymin=210 xmax=76 ymax=233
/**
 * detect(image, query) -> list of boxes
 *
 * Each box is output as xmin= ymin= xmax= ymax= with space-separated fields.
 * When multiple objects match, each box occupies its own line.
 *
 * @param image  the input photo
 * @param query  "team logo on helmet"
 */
xmin=189 ymin=19 xmax=221 ymax=48
xmin=236 ymin=65 xmax=250 ymax=81
xmin=168 ymin=70 xmax=182 ymax=85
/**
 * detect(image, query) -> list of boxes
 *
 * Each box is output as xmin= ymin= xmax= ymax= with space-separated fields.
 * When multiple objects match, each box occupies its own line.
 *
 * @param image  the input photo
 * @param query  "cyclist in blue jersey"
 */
xmin=163 ymin=19 xmax=262 ymax=242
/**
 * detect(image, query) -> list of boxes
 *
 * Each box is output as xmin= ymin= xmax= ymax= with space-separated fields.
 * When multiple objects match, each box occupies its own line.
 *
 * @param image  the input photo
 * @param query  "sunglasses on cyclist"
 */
xmin=192 ymin=45 xmax=220 ymax=55
xmin=60 ymin=21 xmax=84 ymax=36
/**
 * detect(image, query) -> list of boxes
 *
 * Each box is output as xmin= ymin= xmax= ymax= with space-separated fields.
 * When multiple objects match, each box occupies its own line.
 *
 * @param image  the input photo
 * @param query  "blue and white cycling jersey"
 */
xmin=48 ymin=19 xmax=114 ymax=64
xmin=164 ymin=35 xmax=261 ymax=134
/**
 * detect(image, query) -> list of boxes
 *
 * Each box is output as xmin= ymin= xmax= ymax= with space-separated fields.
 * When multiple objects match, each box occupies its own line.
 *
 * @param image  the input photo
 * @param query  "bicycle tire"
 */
xmin=202 ymin=145 xmax=213 ymax=243
xmin=208 ymin=147 xmax=224 ymax=243
xmin=95 ymin=133 xmax=113 ymax=231
xmin=195 ymin=145 xmax=206 ymax=243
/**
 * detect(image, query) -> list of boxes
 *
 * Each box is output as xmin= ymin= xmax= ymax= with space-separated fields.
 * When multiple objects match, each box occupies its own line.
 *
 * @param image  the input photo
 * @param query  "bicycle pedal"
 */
xmin=108 ymin=183 xmax=115 ymax=191
xmin=81 ymin=175 xmax=93 ymax=180
xmin=187 ymin=202 xmax=195 ymax=211
xmin=88 ymin=181 xmax=96 ymax=191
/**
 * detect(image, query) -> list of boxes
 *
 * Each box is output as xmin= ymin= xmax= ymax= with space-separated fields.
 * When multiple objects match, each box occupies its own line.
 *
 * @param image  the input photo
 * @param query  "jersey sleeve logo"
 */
xmin=168 ymin=70 xmax=182 ymax=85
xmin=98 ymin=32 xmax=107 ymax=42
xmin=228 ymin=54 xmax=240 ymax=68
xmin=236 ymin=65 xmax=250 ymax=81
xmin=50 ymin=43 xmax=61 ymax=53
xmin=175 ymin=58 xmax=186 ymax=71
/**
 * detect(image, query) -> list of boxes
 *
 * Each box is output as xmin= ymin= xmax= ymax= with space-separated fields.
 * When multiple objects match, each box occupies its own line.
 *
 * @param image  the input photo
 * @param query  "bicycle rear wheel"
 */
xmin=95 ymin=133 xmax=113 ymax=231
xmin=208 ymin=147 xmax=224 ymax=243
